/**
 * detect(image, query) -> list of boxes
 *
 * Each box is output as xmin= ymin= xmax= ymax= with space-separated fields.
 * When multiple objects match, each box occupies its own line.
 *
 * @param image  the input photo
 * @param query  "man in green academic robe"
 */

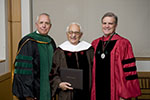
xmin=12 ymin=13 xmax=56 ymax=100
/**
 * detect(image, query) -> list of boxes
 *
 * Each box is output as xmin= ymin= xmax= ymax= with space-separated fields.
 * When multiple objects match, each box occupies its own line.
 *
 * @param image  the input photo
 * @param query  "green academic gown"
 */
xmin=12 ymin=31 xmax=56 ymax=100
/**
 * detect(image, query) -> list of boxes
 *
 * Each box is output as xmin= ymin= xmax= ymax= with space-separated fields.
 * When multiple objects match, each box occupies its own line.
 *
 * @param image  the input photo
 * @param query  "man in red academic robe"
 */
xmin=91 ymin=12 xmax=141 ymax=100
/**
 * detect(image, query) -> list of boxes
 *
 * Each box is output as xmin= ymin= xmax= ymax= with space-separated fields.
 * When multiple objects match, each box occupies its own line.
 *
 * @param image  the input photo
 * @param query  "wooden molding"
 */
xmin=0 ymin=72 xmax=11 ymax=82
xmin=0 ymin=60 xmax=6 ymax=63
xmin=136 ymin=57 xmax=150 ymax=61
xmin=11 ymin=0 xmax=21 ymax=21
xmin=0 ymin=72 xmax=12 ymax=100
xmin=138 ymin=72 xmax=150 ymax=77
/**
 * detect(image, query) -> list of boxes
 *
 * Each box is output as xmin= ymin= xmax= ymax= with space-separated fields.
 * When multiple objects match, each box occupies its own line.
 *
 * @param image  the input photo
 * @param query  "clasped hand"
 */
xmin=59 ymin=82 xmax=73 ymax=90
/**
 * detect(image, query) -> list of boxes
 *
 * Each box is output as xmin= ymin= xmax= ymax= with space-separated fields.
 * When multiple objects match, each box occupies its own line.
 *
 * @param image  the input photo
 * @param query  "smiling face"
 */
xmin=36 ymin=14 xmax=51 ymax=35
xmin=67 ymin=24 xmax=82 ymax=45
xmin=102 ymin=16 xmax=117 ymax=37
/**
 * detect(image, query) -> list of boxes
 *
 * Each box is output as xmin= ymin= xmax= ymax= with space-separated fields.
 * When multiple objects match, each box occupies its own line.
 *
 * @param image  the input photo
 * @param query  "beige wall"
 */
xmin=33 ymin=0 xmax=150 ymax=57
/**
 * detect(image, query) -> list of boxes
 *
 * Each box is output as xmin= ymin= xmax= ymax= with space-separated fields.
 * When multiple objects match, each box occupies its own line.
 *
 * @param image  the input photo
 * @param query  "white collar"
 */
xmin=36 ymin=30 xmax=40 ymax=34
xmin=59 ymin=41 xmax=91 ymax=52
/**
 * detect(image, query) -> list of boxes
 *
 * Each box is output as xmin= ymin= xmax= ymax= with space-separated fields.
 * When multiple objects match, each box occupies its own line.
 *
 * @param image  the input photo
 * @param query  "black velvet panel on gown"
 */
xmin=95 ymin=40 xmax=116 ymax=100
xmin=64 ymin=50 xmax=90 ymax=100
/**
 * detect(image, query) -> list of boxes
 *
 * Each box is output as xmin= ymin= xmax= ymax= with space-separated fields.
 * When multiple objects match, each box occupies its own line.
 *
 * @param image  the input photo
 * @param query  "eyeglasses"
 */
xmin=68 ymin=31 xmax=81 ymax=35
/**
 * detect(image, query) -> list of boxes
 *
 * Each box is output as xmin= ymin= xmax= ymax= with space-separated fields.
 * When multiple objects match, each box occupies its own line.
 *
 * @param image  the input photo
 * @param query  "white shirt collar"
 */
xmin=36 ymin=30 xmax=40 ymax=34
xmin=59 ymin=41 xmax=91 ymax=52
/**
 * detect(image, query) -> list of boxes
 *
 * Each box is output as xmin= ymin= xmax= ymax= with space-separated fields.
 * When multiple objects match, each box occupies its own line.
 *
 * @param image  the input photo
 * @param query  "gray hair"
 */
xmin=66 ymin=22 xmax=82 ymax=32
xmin=36 ymin=13 xmax=52 ymax=24
xmin=101 ymin=12 xmax=118 ymax=24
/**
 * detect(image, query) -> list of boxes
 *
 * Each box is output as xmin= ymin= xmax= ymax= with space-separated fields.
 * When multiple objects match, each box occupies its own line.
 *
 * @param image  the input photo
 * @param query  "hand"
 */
xmin=120 ymin=97 xmax=131 ymax=100
xmin=120 ymin=98 xmax=125 ymax=100
xmin=59 ymin=82 xmax=73 ymax=91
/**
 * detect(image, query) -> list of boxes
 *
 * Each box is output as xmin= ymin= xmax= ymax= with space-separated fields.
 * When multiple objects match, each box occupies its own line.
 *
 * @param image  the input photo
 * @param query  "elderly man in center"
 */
xmin=50 ymin=22 xmax=94 ymax=100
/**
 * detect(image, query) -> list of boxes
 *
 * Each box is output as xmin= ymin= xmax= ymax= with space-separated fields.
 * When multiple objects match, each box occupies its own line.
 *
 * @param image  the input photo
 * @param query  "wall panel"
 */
xmin=33 ymin=0 xmax=150 ymax=57
xmin=11 ymin=0 xmax=21 ymax=21
xmin=0 ymin=72 xmax=12 ymax=100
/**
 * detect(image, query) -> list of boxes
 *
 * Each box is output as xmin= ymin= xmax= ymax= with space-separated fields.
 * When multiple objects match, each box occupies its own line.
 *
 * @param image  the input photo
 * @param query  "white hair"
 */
xmin=66 ymin=22 xmax=82 ymax=32
xmin=36 ymin=13 xmax=52 ymax=24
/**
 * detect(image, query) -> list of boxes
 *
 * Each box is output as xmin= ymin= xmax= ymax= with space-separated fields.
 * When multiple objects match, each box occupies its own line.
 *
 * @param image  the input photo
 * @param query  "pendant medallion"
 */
xmin=101 ymin=53 xmax=105 ymax=59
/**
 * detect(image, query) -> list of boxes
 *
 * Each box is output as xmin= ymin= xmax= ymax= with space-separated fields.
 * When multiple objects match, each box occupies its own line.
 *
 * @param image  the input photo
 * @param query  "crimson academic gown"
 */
xmin=91 ymin=34 xmax=141 ymax=100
